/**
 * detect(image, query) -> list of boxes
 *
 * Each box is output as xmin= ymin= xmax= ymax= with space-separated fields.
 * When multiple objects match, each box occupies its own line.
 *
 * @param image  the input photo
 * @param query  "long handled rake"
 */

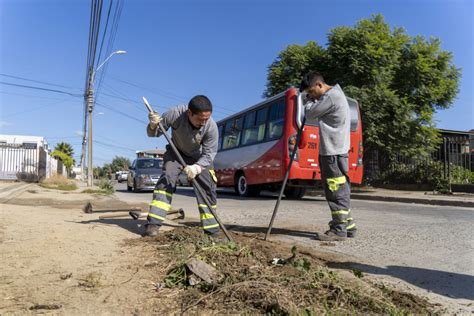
xmin=264 ymin=117 xmax=306 ymax=240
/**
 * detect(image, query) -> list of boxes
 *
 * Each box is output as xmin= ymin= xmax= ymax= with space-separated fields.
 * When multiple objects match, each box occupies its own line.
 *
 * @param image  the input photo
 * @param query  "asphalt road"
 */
xmin=113 ymin=181 xmax=474 ymax=308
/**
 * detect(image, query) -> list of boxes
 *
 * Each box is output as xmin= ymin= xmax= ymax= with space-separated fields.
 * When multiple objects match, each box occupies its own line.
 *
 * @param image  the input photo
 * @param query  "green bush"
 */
xmin=98 ymin=178 xmax=115 ymax=194
xmin=372 ymin=160 xmax=473 ymax=191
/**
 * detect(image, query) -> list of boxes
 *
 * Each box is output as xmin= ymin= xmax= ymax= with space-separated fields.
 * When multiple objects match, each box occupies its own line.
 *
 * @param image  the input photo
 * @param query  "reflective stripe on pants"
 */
xmin=319 ymin=154 xmax=355 ymax=233
xmin=147 ymin=158 xmax=178 ymax=225
xmin=147 ymin=149 xmax=220 ymax=234
xmin=193 ymin=169 xmax=219 ymax=234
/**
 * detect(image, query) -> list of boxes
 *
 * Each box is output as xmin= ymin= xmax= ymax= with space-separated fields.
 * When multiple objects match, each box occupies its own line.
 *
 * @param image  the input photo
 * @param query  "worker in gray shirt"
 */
xmin=300 ymin=71 xmax=356 ymax=241
xmin=144 ymin=95 xmax=221 ymax=238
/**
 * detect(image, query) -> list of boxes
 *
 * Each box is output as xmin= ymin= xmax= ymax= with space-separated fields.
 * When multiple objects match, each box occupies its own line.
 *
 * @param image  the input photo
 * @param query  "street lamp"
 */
xmin=86 ymin=50 xmax=126 ymax=186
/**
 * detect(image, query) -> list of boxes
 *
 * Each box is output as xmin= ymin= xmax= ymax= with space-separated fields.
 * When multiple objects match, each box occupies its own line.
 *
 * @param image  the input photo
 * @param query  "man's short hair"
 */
xmin=188 ymin=95 xmax=213 ymax=114
xmin=299 ymin=71 xmax=326 ymax=92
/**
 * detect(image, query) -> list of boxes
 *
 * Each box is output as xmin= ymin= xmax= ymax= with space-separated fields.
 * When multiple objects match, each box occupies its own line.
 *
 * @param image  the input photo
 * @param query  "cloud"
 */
xmin=75 ymin=130 xmax=84 ymax=136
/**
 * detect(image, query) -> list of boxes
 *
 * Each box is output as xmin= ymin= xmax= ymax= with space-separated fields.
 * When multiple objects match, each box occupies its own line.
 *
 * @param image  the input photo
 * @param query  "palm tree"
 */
xmin=55 ymin=142 xmax=74 ymax=157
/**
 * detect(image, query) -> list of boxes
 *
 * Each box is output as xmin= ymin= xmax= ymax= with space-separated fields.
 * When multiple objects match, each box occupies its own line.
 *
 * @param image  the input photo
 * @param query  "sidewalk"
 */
xmin=1 ymin=180 xmax=473 ymax=208
xmin=349 ymin=187 xmax=474 ymax=208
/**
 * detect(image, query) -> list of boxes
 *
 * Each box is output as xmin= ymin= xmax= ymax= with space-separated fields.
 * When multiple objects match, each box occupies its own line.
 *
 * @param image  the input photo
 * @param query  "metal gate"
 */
xmin=365 ymin=133 xmax=473 ymax=186
xmin=0 ymin=142 xmax=41 ymax=181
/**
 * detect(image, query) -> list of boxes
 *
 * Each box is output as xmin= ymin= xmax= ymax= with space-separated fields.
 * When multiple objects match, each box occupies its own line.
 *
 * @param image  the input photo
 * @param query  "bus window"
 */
xmin=242 ymin=107 xmax=268 ymax=145
xmin=242 ymin=112 xmax=256 ymax=145
xmin=347 ymin=99 xmax=359 ymax=131
xmin=217 ymin=125 xmax=223 ymax=151
xmin=266 ymin=100 xmax=285 ymax=140
xmin=222 ymin=117 xmax=243 ymax=150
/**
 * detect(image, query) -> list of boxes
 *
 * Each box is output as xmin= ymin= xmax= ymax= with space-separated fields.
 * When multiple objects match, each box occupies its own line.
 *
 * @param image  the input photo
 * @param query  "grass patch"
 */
xmin=98 ymin=178 xmax=114 ymax=194
xmin=40 ymin=175 xmax=77 ymax=191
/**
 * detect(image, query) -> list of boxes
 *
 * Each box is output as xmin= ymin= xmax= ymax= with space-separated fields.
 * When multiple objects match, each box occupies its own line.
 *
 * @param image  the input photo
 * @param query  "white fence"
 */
xmin=0 ymin=142 xmax=66 ymax=182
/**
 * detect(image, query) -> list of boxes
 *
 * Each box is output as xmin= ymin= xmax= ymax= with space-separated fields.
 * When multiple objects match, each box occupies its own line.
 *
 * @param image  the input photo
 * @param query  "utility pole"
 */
xmin=84 ymin=50 xmax=126 ymax=186
xmin=87 ymin=89 xmax=94 ymax=186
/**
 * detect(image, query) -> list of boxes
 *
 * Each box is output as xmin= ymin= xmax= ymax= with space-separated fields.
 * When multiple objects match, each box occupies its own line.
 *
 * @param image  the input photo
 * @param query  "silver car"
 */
xmin=127 ymin=158 xmax=163 ymax=192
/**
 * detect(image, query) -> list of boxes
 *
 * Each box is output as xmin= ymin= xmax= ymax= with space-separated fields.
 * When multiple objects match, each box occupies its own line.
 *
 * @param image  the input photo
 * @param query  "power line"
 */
xmin=94 ymin=141 xmax=136 ymax=155
xmin=0 ymin=90 xmax=74 ymax=101
xmin=108 ymin=74 xmax=188 ymax=103
xmin=94 ymin=139 xmax=136 ymax=151
xmin=96 ymin=101 xmax=147 ymax=124
xmin=107 ymin=74 xmax=235 ymax=116
xmin=0 ymin=73 xmax=82 ymax=91
xmin=96 ymin=0 xmax=114 ymax=69
xmin=46 ymin=136 xmax=83 ymax=140
xmin=95 ymin=0 xmax=123 ymax=101
xmin=1 ymin=98 xmax=80 ymax=118
xmin=96 ymin=134 xmax=130 ymax=147
xmin=0 ymin=81 xmax=83 ymax=97
xmin=101 ymin=81 xmax=146 ymax=112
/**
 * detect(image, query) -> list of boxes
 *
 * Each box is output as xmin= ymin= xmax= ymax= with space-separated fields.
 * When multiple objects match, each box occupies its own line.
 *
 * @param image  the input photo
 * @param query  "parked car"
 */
xmin=127 ymin=158 xmax=163 ymax=192
xmin=117 ymin=171 xmax=128 ymax=183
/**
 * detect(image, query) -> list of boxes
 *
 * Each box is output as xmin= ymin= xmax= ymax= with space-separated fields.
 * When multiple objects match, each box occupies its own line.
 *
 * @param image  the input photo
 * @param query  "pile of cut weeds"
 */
xmin=132 ymin=227 xmax=434 ymax=314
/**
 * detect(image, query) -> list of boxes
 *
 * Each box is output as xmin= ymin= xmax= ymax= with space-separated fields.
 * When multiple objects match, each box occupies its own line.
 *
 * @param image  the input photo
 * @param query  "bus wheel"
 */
xmin=235 ymin=174 xmax=249 ymax=196
xmin=284 ymin=187 xmax=306 ymax=199
xmin=234 ymin=173 xmax=260 ymax=197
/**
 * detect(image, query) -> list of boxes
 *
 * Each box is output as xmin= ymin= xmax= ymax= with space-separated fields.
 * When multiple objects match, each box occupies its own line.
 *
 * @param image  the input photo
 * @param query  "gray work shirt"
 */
xmin=147 ymin=105 xmax=218 ymax=167
xmin=304 ymin=84 xmax=350 ymax=156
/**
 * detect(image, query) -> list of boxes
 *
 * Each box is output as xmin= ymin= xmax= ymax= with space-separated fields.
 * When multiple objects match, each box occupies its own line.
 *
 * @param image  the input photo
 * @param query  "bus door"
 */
xmin=347 ymin=98 xmax=363 ymax=184
xmin=297 ymin=126 xmax=320 ymax=169
xmin=295 ymin=92 xmax=321 ymax=172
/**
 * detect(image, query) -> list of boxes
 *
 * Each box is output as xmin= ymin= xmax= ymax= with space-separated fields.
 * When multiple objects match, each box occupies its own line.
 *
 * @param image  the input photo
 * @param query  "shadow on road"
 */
xmin=75 ymin=218 xmax=142 ymax=235
xmin=76 ymin=217 xmax=316 ymax=240
xmin=75 ymin=218 xmax=189 ymax=236
xmin=326 ymin=261 xmax=474 ymax=300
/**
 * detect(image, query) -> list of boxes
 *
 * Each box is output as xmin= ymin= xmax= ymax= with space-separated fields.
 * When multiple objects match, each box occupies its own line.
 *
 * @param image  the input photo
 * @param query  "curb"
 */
xmin=350 ymin=194 xmax=474 ymax=208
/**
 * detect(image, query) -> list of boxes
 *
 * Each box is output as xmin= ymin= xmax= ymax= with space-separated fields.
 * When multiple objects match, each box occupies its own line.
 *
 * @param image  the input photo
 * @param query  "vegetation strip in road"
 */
xmin=129 ymin=227 xmax=436 ymax=314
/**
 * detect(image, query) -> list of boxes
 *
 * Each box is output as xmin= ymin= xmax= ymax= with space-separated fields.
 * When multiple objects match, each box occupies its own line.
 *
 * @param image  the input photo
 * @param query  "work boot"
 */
xmin=142 ymin=224 xmax=160 ymax=237
xmin=315 ymin=230 xmax=347 ymax=241
xmin=347 ymin=229 xmax=357 ymax=238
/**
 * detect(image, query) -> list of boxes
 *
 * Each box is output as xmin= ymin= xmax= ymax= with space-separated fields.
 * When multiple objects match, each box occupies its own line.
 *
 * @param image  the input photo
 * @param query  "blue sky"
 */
xmin=1 ymin=0 xmax=472 ymax=167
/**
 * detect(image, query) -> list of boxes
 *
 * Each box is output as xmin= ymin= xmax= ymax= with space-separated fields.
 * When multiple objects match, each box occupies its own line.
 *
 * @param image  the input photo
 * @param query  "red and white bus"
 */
xmin=214 ymin=87 xmax=363 ymax=199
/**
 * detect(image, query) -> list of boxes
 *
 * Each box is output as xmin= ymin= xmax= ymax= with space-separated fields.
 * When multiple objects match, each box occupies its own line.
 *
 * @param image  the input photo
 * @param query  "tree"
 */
xmin=54 ymin=142 xmax=74 ymax=157
xmin=51 ymin=150 xmax=74 ymax=175
xmin=94 ymin=163 xmax=113 ymax=179
xmin=265 ymin=14 xmax=460 ymax=161
xmin=110 ymin=156 xmax=131 ymax=173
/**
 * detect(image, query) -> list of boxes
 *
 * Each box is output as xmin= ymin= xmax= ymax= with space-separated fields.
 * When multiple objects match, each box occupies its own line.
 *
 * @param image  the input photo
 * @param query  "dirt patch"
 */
xmin=126 ymin=227 xmax=435 ymax=314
